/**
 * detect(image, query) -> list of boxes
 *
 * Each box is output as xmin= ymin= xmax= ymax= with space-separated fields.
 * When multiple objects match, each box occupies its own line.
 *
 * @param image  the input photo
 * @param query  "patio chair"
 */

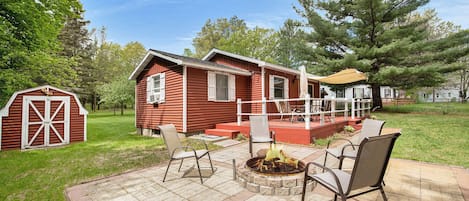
xmin=249 ymin=116 xmax=276 ymax=157
xmin=302 ymin=132 xmax=401 ymax=201
xmin=158 ymin=124 xmax=214 ymax=184
xmin=274 ymin=100 xmax=302 ymax=122
xmin=323 ymin=118 xmax=385 ymax=169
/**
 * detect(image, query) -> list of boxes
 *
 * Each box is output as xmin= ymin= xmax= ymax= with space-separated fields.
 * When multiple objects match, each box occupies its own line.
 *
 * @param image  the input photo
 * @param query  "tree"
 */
xmin=58 ymin=6 xmax=96 ymax=107
xmin=192 ymin=16 xmax=247 ymax=58
xmin=275 ymin=19 xmax=307 ymax=69
xmin=295 ymin=0 xmax=469 ymax=108
xmin=98 ymin=74 xmax=134 ymax=115
xmin=190 ymin=16 xmax=279 ymax=62
xmin=0 ymin=0 xmax=82 ymax=106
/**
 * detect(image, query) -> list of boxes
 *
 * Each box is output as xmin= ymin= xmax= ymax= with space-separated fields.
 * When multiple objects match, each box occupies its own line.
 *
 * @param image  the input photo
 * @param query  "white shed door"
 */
xmin=21 ymin=96 xmax=70 ymax=149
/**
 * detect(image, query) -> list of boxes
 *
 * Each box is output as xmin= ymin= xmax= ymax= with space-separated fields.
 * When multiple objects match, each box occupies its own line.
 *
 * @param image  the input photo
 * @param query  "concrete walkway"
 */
xmin=66 ymin=140 xmax=469 ymax=201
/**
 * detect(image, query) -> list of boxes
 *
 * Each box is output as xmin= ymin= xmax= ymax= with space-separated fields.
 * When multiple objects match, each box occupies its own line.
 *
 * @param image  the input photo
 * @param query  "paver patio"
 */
xmin=66 ymin=139 xmax=469 ymax=201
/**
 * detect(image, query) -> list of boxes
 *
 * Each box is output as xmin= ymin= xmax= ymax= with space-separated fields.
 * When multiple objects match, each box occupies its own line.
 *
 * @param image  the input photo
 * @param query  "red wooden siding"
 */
xmin=210 ymin=54 xmax=260 ymax=72
xmin=135 ymin=58 xmax=184 ymax=131
xmin=1 ymin=88 xmax=85 ymax=150
xmin=186 ymin=67 xmax=251 ymax=132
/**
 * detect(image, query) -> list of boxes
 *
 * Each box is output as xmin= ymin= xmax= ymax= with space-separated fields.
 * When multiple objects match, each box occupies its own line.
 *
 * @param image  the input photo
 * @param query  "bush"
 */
xmin=235 ymin=133 xmax=247 ymax=141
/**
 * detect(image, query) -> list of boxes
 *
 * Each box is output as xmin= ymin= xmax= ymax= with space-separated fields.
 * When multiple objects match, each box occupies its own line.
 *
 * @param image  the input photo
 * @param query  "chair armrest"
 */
xmin=304 ymin=161 xmax=345 ymax=195
xmin=270 ymin=130 xmax=276 ymax=143
xmin=326 ymin=137 xmax=354 ymax=149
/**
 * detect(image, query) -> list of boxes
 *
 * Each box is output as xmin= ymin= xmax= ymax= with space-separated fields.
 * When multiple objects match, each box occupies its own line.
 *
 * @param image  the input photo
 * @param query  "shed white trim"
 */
xmin=0 ymin=85 xmax=88 ymax=117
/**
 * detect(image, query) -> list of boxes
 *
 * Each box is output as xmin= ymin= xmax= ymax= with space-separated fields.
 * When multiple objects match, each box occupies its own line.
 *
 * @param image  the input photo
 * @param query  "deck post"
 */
xmin=358 ymin=99 xmax=362 ymax=118
xmin=351 ymin=98 xmax=355 ymax=119
xmin=320 ymin=98 xmax=324 ymax=126
xmin=261 ymin=97 xmax=267 ymax=115
xmin=344 ymin=99 xmax=348 ymax=121
xmin=237 ymin=98 xmax=242 ymax=126
xmin=361 ymin=99 xmax=365 ymax=117
xmin=304 ymin=94 xmax=310 ymax=130
xmin=331 ymin=97 xmax=336 ymax=123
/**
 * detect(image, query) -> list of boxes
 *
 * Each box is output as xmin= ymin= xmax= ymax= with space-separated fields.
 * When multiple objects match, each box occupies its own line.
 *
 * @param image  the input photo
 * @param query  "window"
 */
xmin=308 ymin=84 xmax=314 ymax=98
xmin=269 ymin=75 xmax=289 ymax=99
xmin=448 ymin=92 xmax=451 ymax=97
xmin=335 ymin=88 xmax=345 ymax=98
xmin=146 ymin=73 xmax=165 ymax=104
xmin=384 ymin=88 xmax=392 ymax=98
xmin=208 ymin=72 xmax=235 ymax=101
xmin=353 ymin=88 xmax=364 ymax=98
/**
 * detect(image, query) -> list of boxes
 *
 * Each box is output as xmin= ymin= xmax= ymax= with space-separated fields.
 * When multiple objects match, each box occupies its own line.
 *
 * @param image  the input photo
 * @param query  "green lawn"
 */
xmin=0 ymin=111 xmax=167 ymax=201
xmin=376 ymin=102 xmax=469 ymax=168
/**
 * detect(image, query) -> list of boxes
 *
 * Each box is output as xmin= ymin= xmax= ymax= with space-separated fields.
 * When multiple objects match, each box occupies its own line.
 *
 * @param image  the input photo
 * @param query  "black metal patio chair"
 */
xmin=302 ymin=132 xmax=401 ymax=201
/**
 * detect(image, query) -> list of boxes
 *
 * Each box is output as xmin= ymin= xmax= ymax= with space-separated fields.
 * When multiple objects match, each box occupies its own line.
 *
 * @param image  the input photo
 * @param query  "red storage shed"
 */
xmin=0 ymin=85 xmax=88 ymax=151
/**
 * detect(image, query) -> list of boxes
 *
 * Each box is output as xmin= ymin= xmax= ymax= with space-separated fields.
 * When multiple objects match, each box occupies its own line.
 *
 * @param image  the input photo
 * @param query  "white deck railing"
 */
xmin=236 ymin=95 xmax=372 ymax=129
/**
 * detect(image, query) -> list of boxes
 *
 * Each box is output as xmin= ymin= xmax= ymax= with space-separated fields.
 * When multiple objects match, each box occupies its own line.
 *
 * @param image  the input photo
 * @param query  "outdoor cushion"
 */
xmin=312 ymin=169 xmax=350 ymax=193
xmin=173 ymin=150 xmax=209 ymax=159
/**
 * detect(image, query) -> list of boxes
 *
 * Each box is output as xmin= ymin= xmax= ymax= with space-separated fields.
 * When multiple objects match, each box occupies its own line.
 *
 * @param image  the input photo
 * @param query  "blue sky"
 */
xmin=82 ymin=0 xmax=469 ymax=54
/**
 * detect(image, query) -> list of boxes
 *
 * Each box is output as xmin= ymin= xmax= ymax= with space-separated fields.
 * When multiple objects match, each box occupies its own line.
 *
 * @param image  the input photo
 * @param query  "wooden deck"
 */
xmin=211 ymin=116 xmax=366 ymax=145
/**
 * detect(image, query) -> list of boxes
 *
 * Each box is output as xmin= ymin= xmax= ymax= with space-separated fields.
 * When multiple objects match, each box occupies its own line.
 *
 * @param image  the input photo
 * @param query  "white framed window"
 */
xmin=208 ymin=71 xmax=235 ymax=101
xmin=146 ymin=73 xmax=165 ymax=104
xmin=384 ymin=88 xmax=392 ymax=98
xmin=269 ymin=75 xmax=289 ymax=99
xmin=353 ymin=88 xmax=364 ymax=98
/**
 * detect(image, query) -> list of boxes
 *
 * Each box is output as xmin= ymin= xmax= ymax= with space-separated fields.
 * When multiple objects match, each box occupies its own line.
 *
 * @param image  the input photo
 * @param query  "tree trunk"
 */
xmin=371 ymin=83 xmax=382 ymax=110
xmin=432 ymin=88 xmax=436 ymax=103
xmin=120 ymin=103 xmax=124 ymax=115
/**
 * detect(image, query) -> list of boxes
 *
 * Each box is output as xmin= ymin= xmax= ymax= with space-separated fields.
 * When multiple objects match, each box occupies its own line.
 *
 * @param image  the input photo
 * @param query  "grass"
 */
xmin=376 ymin=102 xmax=469 ymax=168
xmin=0 ymin=110 xmax=168 ymax=201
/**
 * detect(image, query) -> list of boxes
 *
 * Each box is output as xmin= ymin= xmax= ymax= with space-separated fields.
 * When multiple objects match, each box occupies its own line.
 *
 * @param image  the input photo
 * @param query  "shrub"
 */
xmin=235 ymin=133 xmax=247 ymax=141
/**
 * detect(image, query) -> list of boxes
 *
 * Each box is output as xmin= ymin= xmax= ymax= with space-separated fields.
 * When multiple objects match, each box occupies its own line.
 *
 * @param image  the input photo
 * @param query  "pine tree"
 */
xmin=295 ymin=0 xmax=469 ymax=107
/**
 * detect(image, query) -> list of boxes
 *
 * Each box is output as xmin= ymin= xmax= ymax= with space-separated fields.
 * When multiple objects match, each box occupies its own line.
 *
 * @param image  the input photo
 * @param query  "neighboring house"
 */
xmin=417 ymin=87 xmax=462 ymax=102
xmin=129 ymin=49 xmax=320 ymax=134
xmin=321 ymin=84 xmax=398 ymax=100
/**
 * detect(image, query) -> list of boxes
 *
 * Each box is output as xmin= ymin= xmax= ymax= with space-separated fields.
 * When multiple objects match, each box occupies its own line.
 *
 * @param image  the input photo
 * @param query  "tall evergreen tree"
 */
xmin=295 ymin=0 xmax=469 ymax=107
xmin=275 ymin=19 xmax=307 ymax=69
xmin=58 ymin=6 xmax=96 ymax=107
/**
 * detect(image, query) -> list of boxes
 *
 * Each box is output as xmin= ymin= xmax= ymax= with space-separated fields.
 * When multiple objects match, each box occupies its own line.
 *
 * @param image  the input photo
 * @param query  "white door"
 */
xmin=21 ymin=96 xmax=70 ymax=149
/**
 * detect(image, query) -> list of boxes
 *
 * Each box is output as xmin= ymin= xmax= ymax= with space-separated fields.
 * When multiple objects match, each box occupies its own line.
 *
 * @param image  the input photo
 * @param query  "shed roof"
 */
xmin=0 ymin=85 xmax=88 ymax=117
xmin=129 ymin=49 xmax=251 ymax=80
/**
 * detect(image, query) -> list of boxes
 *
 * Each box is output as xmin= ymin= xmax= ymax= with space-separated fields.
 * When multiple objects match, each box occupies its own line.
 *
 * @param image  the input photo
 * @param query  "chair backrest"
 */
xmin=158 ymin=124 xmax=182 ymax=157
xmin=283 ymin=101 xmax=292 ymax=112
xmin=249 ymin=116 xmax=270 ymax=138
xmin=357 ymin=119 xmax=385 ymax=143
xmin=347 ymin=132 xmax=401 ymax=193
xmin=311 ymin=100 xmax=321 ymax=113
xmin=274 ymin=100 xmax=284 ymax=114
xmin=321 ymin=100 xmax=331 ymax=111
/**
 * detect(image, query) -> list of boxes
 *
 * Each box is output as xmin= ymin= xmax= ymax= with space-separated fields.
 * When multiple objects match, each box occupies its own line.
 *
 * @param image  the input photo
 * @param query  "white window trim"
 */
xmin=146 ymin=72 xmax=165 ymax=104
xmin=269 ymin=75 xmax=289 ymax=99
xmin=208 ymin=71 xmax=236 ymax=102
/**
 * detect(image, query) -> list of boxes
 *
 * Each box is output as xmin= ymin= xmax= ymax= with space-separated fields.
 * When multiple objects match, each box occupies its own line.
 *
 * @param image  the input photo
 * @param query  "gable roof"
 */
xmin=129 ymin=49 xmax=251 ymax=80
xmin=0 ymin=85 xmax=88 ymax=117
xmin=202 ymin=49 xmax=321 ymax=81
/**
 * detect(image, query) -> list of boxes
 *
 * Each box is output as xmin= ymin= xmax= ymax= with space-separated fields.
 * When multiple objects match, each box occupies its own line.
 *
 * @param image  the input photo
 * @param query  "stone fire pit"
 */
xmin=235 ymin=147 xmax=316 ymax=196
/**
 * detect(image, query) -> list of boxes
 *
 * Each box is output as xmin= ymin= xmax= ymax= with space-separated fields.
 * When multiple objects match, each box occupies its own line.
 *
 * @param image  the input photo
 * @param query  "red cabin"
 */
xmin=129 ymin=49 xmax=320 ymax=135
xmin=0 ymin=86 xmax=88 ymax=150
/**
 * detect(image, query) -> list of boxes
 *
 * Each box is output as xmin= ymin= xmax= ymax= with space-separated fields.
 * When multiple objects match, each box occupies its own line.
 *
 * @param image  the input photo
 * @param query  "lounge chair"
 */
xmin=274 ymin=100 xmax=302 ymax=122
xmin=302 ymin=132 xmax=401 ymax=201
xmin=323 ymin=118 xmax=385 ymax=169
xmin=158 ymin=124 xmax=214 ymax=184
xmin=249 ymin=116 xmax=276 ymax=157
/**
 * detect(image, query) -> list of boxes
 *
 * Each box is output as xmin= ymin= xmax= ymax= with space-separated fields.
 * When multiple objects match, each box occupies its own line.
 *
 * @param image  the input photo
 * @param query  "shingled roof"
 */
xmin=129 ymin=49 xmax=251 ymax=80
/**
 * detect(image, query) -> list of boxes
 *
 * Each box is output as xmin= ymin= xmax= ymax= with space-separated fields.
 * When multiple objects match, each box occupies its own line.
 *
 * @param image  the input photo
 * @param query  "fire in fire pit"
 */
xmin=246 ymin=145 xmax=305 ymax=175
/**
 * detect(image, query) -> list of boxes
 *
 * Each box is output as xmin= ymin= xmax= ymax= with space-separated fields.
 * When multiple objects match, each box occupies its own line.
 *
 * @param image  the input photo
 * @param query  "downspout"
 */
xmin=261 ymin=66 xmax=265 ymax=99
xmin=182 ymin=66 xmax=187 ymax=132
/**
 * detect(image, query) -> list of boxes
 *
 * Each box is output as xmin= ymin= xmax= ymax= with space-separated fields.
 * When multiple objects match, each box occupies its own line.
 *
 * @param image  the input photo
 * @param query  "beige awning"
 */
xmin=318 ymin=69 xmax=367 ymax=84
